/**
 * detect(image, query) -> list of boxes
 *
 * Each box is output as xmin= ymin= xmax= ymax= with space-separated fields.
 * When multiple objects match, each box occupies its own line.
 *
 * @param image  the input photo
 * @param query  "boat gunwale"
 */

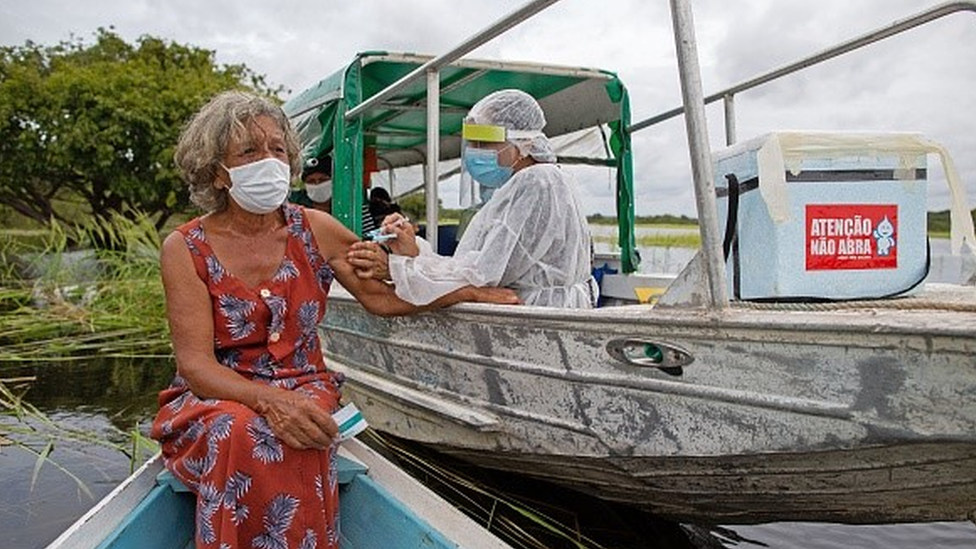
xmin=326 ymin=285 xmax=976 ymax=341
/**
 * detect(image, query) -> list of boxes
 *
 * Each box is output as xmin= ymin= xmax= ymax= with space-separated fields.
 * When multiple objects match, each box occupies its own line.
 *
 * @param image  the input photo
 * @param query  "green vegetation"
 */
xmin=1 ymin=214 xmax=167 ymax=497
xmin=586 ymin=209 xmax=976 ymax=243
xmin=1 ymin=375 xmax=159 ymax=494
xmin=593 ymin=230 xmax=701 ymax=250
xmin=588 ymin=212 xmax=698 ymax=226
xmin=0 ymin=213 xmax=170 ymax=362
xmin=396 ymin=191 xmax=462 ymax=222
xmin=927 ymin=209 xmax=976 ymax=239
xmin=0 ymin=28 xmax=279 ymax=232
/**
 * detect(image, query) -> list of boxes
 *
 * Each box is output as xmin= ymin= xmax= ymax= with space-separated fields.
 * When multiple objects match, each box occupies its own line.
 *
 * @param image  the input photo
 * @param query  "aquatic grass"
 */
xmin=0 ymin=376 xmax=159 ymax=498
xmin=0 ymin=212 xmax=171 ymax=362
xmin=0 ymin=231 xmax=42 ymax=283
xmin=592 ymin=231 xmax=701 ymax=250
xmin=127 ymin=426 xmax=159 ymax=471
xmin=362 ymin=429 xmax=606 ymax=549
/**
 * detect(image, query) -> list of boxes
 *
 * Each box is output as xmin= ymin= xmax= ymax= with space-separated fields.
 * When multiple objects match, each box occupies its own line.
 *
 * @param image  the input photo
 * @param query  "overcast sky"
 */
xmin=2 ymin=0 xmax=974 ymax=217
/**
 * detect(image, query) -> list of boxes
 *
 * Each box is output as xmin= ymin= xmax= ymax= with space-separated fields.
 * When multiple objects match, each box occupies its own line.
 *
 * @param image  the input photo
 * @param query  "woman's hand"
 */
xmin=254 ymin=390 xmax=338 ymax=450
xmin=348 ymin=241 xmax=390 ymax=280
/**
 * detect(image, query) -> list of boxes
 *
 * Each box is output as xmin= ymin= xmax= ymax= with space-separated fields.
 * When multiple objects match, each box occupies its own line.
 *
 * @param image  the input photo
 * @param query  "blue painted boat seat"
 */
xmin=96 ymin=470 xmax=196 ymax=549
xmin=98 ymin=455 xmax=455 ymax=549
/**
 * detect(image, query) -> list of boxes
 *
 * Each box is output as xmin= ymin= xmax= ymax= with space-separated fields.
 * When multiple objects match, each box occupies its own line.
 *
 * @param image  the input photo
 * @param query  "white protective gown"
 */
xmin=389 ymin=163 xmax=597 ymax=307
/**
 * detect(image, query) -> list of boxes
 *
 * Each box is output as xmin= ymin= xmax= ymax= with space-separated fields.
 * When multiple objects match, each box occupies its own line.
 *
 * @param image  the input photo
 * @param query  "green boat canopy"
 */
xmin=282 ymin=51 xmax=639 ymax=273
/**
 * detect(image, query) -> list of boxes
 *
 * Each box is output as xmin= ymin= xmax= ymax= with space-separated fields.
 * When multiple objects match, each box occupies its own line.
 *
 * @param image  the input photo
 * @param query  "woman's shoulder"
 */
xmin=164 ymin=216 xmax=205 ymax=248
xmin=173 ymin=215 xmax=204 ymax=233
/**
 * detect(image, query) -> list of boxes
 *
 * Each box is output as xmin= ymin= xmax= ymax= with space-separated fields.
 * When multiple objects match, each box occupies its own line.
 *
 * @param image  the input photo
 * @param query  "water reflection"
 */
xmin=3 ymin=357 xmax=173 ymax=436
xmin=0 ymin=357 xmax=170 ymax=549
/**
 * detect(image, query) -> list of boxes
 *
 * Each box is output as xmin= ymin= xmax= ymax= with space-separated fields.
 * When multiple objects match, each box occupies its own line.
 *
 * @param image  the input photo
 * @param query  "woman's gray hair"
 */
xmin=174 ymin=90 xmax=302 ymax=212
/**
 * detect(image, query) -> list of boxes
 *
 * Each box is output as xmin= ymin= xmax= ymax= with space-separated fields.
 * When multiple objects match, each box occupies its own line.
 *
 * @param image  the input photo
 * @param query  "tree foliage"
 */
xmin=396 ymin=191 xmax=455 ymax=221
xmin=0 ymin=28 xmax=281 ymax=231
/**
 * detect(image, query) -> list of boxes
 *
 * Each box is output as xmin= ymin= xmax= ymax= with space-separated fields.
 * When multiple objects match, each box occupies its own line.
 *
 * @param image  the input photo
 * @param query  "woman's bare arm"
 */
xmin=306 ymin=209 xmax=519 ymax=315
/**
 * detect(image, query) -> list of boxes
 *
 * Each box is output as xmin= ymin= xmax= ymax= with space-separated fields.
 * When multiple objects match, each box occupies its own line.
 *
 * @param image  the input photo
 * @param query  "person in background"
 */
xmin=348 ymin=88 xmax=597 ymax=308
xmin=150 ymin=90 xmax=518 ymax=549
xmin=292 ymin=151 xmax=376 ymax=236
xmin=290 ymin=155 xmax=332 ymax=212
xmin=359 ymin=147 xmax=381 ymax=236
xmin=367 ymin=186 xmax=401 ymax=229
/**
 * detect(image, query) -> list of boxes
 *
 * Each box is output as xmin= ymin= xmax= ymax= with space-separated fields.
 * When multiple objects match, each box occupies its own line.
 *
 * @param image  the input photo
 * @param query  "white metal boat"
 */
xmin=284 ymin=0 xmax=976 ymax=524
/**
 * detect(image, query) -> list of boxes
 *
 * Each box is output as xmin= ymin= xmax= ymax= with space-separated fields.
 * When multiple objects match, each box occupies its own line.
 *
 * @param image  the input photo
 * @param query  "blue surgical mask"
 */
xmin=463 ymin=146 xmax=513 ymax=188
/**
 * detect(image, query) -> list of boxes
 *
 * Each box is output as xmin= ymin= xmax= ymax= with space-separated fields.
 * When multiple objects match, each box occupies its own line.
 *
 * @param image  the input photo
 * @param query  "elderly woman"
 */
xmin=349 ymin=89 xmax=597 ymax=308
xmin=150 ymin=90 xmax=517 ymax=549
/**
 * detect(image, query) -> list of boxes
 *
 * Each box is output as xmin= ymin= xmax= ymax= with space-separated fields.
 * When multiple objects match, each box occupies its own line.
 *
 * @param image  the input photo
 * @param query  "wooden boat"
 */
xmin=44 ymin=439 xmax=512 ymax=549
xmin=283 ymin=1 xmax=976 ymax=525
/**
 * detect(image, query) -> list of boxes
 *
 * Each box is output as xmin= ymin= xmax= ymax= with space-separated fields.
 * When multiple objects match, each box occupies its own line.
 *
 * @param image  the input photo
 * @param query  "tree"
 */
xmin=0 ymin=28 xmax=281 ymax=231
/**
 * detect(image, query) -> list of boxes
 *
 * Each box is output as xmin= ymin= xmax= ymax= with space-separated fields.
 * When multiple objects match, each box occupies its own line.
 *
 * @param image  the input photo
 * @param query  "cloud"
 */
xmin=2 ymin=0 xmax=974 ymax=217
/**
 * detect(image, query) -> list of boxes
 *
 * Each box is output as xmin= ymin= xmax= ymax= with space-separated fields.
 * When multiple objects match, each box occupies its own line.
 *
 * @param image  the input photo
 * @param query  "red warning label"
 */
xmin=806 ymin=204 xmax=898 ymax=271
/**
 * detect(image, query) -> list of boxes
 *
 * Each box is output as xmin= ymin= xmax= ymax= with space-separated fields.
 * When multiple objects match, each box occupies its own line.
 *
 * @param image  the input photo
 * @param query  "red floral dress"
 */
xmin=151 ymin=204 xmax=344 ymax=549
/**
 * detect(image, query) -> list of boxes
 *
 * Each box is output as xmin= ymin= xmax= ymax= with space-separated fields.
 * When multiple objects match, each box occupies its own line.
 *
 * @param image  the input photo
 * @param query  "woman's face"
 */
xmin=214 ymin=114 xmax=289 ymax=191
xmin=223 ymin=115 xmax=289 ymax=170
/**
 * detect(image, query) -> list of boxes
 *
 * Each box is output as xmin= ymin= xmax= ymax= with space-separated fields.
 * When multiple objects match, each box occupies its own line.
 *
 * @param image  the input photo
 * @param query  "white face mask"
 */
xmin=224 ymin=158 xmax=291 ymax=214
xmin=305 ymin=180 xmax=332 ymax=203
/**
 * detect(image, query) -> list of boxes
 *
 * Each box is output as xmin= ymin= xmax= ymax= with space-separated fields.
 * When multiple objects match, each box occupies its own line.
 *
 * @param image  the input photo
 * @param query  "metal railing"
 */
xmin=336 ymin=0 xmax=976 ymax=310
xmin=632 ymin=1 xmax=976 ymax=145
xmin=343 ymin=0 xmax=562 ymax=250
xmin=334 ymin=0 xmax=725 ymax=306
xmin=649 ymin=1 xmax=976 ymax=310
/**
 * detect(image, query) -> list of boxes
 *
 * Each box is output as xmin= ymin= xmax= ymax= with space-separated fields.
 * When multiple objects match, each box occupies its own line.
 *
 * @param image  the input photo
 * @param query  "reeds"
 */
xmin=0 ymin=212 xmax=171 ymax=362
xmin=592 ymin=230 xmax=701 ymax=250
xmin=0 ymin=375 xmax=159 ymax=497
xmin=363 ymin=429 xmax=608 ymax=549
xmin=0 ymin=214 xmax=165 ymax=499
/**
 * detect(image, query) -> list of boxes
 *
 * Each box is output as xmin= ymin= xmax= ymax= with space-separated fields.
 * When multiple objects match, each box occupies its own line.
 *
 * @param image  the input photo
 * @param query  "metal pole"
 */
xmin=345 ymin=0 xmax=562 ymax=122
xmin=670 ymin=0 xmax=729 ymax=309
xmin=723 ymin=93 xmax=737 ymax=146
xmin=632 ymin=1 xmax=976 ymax=134
xmin=425 ymin=69 xmax=441 ymax=251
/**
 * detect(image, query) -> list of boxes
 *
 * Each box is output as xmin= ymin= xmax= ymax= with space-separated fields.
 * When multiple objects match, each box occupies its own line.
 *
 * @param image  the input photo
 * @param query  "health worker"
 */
xmin=349 ymin=88 xmax=597 ymax=308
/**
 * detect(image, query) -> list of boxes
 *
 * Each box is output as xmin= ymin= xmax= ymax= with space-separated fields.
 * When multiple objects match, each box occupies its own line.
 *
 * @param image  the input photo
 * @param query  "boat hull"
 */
xmin=321 ymin=286 xmax=976 ymax=524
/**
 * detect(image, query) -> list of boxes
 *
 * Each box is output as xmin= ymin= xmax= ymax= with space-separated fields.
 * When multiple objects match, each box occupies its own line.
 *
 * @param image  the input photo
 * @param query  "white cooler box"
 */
xmin=713 ymin=131 xmax=933 ymax=301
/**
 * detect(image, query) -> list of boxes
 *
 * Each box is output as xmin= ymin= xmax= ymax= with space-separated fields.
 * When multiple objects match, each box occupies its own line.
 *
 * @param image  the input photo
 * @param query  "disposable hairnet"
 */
xmin=389 ymin=164 xmax=596 ymax=308
xmin=466 ymin=89 xmax=557 ymax=163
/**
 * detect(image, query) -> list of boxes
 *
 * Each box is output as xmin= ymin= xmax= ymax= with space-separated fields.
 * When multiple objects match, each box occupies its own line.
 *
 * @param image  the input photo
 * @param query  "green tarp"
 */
xmin=282 ymin=51 xmax=639 ymax=272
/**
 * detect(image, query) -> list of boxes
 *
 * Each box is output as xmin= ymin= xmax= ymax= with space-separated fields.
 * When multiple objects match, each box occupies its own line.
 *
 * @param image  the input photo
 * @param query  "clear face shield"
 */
xmin=459 ymin=122 xmax=511 ymax=208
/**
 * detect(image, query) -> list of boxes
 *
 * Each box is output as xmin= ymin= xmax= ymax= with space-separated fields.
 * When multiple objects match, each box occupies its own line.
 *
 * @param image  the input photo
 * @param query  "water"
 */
xmin=0 ymin=413 xmax=139 ymax=549
xmin=3 ymin=358 xmax=974 ymax=548
xmin=590 ymin=224 xmax=699 ymax=274
xmin=0 ymin=359 xmax=171 ymax=549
